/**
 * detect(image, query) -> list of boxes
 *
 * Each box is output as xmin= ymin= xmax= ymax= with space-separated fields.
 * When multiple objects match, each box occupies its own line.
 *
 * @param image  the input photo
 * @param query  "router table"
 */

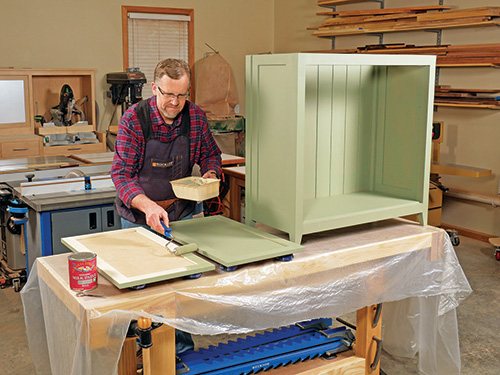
xmin=22 ymin=219 xmax=471 ymax=375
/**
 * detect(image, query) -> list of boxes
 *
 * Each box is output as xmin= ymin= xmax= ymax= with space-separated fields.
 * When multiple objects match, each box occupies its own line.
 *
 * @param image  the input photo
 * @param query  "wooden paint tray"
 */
xmin=171 ymin=176 xmax=220 ymax=201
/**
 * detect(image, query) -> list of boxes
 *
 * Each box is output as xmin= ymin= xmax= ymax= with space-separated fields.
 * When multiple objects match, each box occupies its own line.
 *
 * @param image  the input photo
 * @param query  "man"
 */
xmin=111 ymin=58 xmax=222 ymax=233
xmin=111 ymin=58 xmax=222 ymax=354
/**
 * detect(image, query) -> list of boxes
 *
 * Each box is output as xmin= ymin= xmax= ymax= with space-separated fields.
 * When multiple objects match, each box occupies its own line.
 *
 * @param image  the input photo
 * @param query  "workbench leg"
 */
xmin=118 ymin=338 xmax=137 ymax=375
xmin=150 ymin=324 xmax=176 ymax=375
xmin=356 ymin=304 xmax=383 ymax=375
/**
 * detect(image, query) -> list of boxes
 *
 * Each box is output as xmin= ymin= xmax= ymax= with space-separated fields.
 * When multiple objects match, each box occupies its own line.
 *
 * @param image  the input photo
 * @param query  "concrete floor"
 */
xmin=1 ymin=236 xmax=499 ymax=374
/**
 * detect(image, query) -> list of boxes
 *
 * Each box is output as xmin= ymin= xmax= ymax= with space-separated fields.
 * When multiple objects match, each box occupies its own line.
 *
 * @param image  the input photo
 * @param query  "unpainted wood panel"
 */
xmin=62 ymin=227 xmax=215 ymax=288
xmin=77 ymin=230 xmax=195 ymax=278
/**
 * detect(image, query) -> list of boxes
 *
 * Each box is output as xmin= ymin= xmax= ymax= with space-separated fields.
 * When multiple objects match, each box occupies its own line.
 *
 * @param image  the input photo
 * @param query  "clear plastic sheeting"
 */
xmin=21 ymin=219 xmax=472 ymax=375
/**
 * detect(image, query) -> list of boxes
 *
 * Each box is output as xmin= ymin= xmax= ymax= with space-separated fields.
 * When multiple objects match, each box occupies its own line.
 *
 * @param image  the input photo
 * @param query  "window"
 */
xmin=122 ymin=6 xmax=194 ymax=98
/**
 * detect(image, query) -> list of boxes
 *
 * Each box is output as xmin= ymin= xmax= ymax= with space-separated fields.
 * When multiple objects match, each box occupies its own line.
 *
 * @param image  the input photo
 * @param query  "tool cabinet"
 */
xmin=0 ymin=69 xmax=106 ymax=158
xmin=245 ymin=53 xmax=436 ymax=243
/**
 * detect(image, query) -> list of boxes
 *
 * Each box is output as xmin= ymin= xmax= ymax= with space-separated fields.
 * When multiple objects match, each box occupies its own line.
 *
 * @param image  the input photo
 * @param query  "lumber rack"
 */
xmin=317 ymin=0 xmax=386 ymax=49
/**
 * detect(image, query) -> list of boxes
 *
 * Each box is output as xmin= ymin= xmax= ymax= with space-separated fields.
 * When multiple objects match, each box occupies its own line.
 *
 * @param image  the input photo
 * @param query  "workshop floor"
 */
xmin=1 ymin=236 xmax=499 ymax=375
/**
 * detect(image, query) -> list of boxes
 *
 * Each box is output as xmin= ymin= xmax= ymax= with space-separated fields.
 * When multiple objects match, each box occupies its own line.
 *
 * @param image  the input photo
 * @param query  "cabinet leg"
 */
xmin=417 ymin=212 xmax=427 ymax=226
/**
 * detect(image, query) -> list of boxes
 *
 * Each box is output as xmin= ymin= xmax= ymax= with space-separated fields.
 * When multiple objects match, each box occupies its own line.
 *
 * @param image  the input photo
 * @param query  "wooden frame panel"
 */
xmin=62 ymin=227 xmax=215 ymax=289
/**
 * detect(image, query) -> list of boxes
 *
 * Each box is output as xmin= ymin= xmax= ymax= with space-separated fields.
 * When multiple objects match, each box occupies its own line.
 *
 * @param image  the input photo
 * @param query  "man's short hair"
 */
xmin=154 ymin=58 xmax=191 ymax=83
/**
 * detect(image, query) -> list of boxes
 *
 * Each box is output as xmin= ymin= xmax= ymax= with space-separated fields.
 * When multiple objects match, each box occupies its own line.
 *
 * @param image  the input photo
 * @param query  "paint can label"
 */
xmin=68 ymin=252 xmax=98 ymax=291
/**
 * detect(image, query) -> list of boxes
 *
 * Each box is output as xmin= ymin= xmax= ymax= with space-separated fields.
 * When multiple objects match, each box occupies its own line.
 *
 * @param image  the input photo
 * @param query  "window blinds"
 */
xmin=128 ymin=13 xmax=189 ymax=98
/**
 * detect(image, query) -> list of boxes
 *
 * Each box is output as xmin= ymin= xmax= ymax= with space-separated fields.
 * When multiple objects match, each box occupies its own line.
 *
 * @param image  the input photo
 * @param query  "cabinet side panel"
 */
xmin=249 ymin=61 xmax=296 ymax=228
xmin=374 ymin=66 xmax=430 ymax=201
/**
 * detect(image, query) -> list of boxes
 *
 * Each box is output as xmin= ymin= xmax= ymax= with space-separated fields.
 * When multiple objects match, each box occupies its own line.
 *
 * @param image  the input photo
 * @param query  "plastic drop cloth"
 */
xmin=21 ymin=219 xmax=471 ymax=375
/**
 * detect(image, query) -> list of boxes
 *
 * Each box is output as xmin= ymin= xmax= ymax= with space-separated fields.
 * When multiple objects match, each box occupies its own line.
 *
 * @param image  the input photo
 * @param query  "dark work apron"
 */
xmin=115 ymin=100 xmax=195 ymax=224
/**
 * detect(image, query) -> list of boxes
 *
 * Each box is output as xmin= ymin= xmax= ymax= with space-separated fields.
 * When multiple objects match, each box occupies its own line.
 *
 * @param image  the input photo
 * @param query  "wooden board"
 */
xmin=312 ymin=7 xmax=500 ymax=38
xmin=170 ymin=216 xmax=304 ymax=267
xmin=318 ymin=5 xmax=455 ymax=17
xmin=61 ymin=227 xmax=215 ymax=289
xmin=0 ymin=155 xmax=79 ymax=173
xmin=70 ymin=152 xmax=114 ymax=164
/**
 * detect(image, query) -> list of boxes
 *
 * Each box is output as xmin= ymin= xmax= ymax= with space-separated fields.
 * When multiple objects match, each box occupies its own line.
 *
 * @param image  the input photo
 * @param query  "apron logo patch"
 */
xmin=152 ymin=160 xmax=173 ymax=168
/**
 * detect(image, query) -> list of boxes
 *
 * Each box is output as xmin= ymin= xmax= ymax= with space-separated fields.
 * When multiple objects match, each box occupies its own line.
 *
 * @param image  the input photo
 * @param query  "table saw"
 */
xmin=0 ymin=154 xmax=118 ymax=274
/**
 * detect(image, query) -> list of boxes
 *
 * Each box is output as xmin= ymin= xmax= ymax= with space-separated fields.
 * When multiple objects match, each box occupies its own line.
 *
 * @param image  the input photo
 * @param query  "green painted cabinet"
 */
xmin=245 ymin=53 xmax=436 ymax=243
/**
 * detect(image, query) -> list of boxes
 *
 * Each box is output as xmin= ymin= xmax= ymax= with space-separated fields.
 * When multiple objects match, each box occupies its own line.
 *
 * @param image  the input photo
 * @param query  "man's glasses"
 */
xmin=156 ymin=85 xmax=189 ymax=101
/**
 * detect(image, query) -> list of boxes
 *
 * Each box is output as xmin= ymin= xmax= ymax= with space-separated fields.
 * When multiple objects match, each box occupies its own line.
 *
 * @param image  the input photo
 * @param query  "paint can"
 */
xmin=68 ymin=252 xmax=98 ymax=291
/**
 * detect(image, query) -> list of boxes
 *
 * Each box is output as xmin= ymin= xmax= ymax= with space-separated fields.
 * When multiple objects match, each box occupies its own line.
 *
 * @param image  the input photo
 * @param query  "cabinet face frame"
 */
xmin=245 ymin=53 xmax=436 ymax=243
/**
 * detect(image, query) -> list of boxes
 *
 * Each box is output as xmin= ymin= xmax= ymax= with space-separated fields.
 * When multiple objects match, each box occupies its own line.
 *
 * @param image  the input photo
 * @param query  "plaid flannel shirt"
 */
xmin=111 ymin=96 xmax=222 ymax=207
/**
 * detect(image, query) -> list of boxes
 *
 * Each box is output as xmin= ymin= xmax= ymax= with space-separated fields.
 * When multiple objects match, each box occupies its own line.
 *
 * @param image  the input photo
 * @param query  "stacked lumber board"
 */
xmin=435 ymin=86 xmax=500 ymax=109
xmin=311 ymin=6 xmax=500 ymax=37
xmin=307 ymin=43 xmax=500 ymax=67
xmin=317 ymin=0 xmax=373 ymax=6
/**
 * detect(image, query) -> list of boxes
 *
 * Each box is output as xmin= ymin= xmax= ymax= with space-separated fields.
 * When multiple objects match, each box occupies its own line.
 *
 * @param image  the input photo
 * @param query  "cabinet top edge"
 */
xmin=247 ymin=52 xmax=436 ymax=66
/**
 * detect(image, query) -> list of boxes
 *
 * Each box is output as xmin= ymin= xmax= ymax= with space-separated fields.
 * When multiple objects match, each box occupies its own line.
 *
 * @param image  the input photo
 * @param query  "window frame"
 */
xmin=121 ymin=6 xmax=195 ymax=98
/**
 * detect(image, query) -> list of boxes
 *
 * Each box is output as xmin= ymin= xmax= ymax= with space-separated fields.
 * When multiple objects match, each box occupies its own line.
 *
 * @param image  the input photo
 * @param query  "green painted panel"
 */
xmin=330 ymin=65 xmax=347 ymax=196
xmin=343 ymin=65 xmax=361 ymax=194
xmin=374 ymin=66 xmax=430 ymax=201
xmin=304 ymin=65 xmax=319 ymax=201
xmin=170 ymin=216 xmax=304 ymax=267
xmin=316 ymin=65 xmax=334 ymax=198
xmin=302 ymin=193 xmax=423 ymax=234
xmin=253 ymin=62 xmax=296 ymax=229
xmin=357 ymin=66 xmax=376 ymax=191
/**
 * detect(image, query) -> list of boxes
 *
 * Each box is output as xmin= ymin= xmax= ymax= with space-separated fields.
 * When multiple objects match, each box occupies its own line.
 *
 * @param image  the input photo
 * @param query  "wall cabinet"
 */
xmin=0 ymin=69 xmax=105 ymax=159
xmin=246 ymin=53 xmax=435 ymax=243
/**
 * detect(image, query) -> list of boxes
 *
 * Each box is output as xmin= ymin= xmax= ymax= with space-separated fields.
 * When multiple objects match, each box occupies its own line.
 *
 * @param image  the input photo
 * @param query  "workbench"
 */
xmin=22 ymin=219 xmax=471 ymax=375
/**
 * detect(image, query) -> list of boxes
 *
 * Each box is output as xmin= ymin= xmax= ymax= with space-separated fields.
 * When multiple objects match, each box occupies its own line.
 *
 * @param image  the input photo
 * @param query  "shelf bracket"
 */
xmin=367 ymin=33 xmax=384 ymax=45
xmin=371 ymin=0 xmax=385 ymax=9
xmin=425 ymin=29 xmax=443 ymax=85
xmin=424 ymin=29 xmax=443 ymax=45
